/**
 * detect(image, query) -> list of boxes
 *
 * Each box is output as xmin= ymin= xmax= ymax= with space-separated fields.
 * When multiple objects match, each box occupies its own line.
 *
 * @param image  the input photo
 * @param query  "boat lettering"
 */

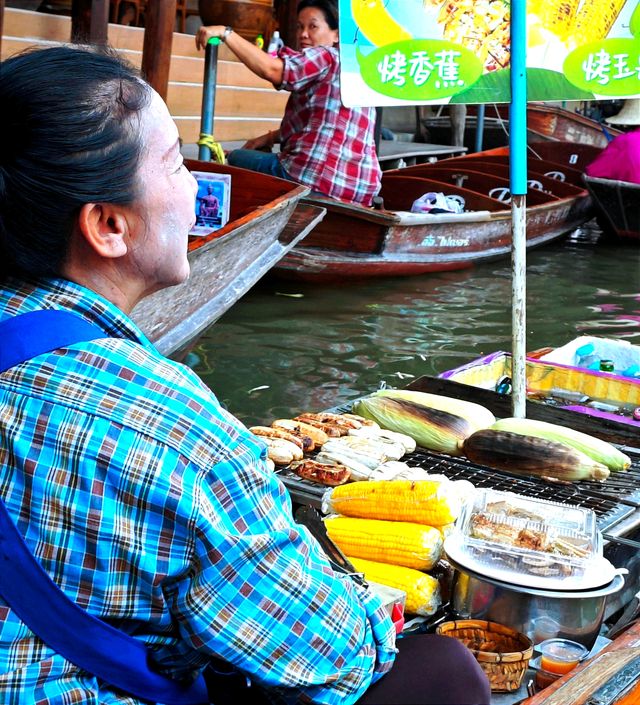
xmin=420 ymin=235 xmax=470 ymax=247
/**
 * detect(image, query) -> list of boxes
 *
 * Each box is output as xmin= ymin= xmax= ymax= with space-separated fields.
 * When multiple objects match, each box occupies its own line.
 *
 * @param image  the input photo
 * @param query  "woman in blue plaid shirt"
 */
xmin=0 ymin=45 xmax=489 ymax=705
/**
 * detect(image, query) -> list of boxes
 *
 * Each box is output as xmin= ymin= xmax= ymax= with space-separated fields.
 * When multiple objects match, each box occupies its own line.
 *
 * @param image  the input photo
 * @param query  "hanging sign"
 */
xmin=339 ymin=0 xmax=640 ymax=106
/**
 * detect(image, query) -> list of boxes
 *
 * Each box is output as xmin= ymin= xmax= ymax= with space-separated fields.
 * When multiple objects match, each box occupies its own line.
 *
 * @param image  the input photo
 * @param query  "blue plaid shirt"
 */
xmin=0 ymin=278 xmax=396 ymax=704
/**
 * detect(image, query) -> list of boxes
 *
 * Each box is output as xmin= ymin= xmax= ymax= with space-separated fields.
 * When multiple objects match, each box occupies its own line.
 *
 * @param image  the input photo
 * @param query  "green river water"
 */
xmin=185 ymin=223 xmax=640 ymax=428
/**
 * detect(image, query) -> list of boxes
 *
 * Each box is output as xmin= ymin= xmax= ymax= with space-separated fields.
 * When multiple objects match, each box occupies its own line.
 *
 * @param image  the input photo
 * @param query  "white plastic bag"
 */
xmin=410 ymin=192 xmax=465 ymax=214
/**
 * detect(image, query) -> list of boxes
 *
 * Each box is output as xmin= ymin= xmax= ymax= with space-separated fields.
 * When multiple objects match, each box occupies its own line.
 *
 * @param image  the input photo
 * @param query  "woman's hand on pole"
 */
xmin=195 ymin=25 xmax=226 ymax=51
xmin=195 ymin=25 xmax=284 ymax=86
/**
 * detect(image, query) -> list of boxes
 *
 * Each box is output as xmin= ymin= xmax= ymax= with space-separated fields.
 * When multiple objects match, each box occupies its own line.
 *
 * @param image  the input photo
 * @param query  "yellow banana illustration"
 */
xmin=352 ymin=0 xmax=412 ymax=46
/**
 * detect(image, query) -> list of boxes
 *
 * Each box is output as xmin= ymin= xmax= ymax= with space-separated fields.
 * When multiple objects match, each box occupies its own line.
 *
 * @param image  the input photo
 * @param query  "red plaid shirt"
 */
xmin=278 ymin=46 xmax=381 ymax=206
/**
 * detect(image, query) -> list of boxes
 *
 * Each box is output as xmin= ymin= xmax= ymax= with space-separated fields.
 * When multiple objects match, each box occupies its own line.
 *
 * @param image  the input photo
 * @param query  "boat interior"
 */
xmin=184 ymin=159 xmax=307 ymax=252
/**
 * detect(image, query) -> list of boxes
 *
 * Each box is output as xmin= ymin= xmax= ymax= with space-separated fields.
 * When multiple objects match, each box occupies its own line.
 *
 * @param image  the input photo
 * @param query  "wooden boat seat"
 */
xmin=442 ymin=154 xmax=585 ymax=188
xmin=412 ymin=168 xmax=561 ymax=205
xmin=398 ymin=162 xmax=585 ymax=198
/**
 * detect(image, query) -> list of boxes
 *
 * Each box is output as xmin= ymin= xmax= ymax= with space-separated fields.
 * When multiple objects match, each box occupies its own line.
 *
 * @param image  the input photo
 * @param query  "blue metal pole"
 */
xmin=509 ymin=0 xmax=528 ymax=418
xmin=474 ymin=104 xmax=485 ymax=153
xmin=199 ymin=37 xmax=219 ymax=162
xmin=510 ymin=0 xmax=527 ymax=197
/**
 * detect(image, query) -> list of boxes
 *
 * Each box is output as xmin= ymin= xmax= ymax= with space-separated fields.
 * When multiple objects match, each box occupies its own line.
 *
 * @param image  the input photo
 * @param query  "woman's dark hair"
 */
xmin=0 ymin=45 xmax=152 ymax=281
xmin=297 ymin=0 xmax=338 ymax=30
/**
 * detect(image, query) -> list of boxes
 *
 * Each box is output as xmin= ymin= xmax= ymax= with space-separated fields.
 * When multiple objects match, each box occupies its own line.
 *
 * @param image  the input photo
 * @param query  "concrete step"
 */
xmin=2 ymin=8 xmax=286 ymax=145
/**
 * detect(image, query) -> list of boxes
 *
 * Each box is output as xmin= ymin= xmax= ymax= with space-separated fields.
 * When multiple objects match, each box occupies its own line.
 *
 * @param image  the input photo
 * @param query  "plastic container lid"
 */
xmin=448 ymin=489 xmax=602 ymax=586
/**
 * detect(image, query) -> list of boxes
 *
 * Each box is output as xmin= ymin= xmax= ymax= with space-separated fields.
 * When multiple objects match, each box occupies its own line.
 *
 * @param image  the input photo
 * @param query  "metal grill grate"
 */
xmin=278 ymin=445 xmax=640 ymax=533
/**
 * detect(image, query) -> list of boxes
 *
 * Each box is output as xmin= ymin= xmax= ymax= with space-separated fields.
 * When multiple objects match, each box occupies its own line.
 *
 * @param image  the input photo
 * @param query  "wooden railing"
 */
xmin=1 ymin=7 xmax=287 ymax=145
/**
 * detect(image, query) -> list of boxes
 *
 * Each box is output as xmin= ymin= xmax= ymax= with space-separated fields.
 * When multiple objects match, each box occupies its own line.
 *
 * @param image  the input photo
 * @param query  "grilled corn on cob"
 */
xmin=461 ymin=429 xmax=610 ymax=482
xmin=490 ymin=417 xmax=631 ymax=472
xmin=325 ymin=516 xmax=443 ymax=571
xmin=324 ymin=480 xmax=463 ymax=527
xmin=374 ymin=390 xmax=497 ymax=429
xmin=349 ymin=557 xmax=441 ymax=616
xmin=353 ymin=391 xmax=495 ymax=456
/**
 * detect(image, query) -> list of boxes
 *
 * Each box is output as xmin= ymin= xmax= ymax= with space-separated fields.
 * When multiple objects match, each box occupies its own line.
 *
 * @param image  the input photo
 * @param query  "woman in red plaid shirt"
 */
xmin=196 ymin=0 xmax=382 ymax=207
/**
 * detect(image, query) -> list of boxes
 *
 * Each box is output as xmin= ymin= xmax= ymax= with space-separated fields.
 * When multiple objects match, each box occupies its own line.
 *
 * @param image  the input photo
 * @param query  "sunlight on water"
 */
xmin=188 ymin=224 xmax=640 ymax=427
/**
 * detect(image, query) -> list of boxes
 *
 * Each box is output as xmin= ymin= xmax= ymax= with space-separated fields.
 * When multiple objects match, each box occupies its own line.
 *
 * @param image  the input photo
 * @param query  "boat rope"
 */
xmin=197 ymin=133 xmax=226 ymax=164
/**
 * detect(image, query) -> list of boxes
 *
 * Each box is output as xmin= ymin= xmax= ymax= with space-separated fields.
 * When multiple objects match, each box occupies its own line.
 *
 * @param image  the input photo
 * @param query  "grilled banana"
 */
xmin=250 ymin=426 xmax=306 ymax=451
xmin=315 ymin=450 xmax=376 ymax=481
xmin=272 ymin=419 xmax=329 ymax=446
xmin=348 ymin=426 xmax=416 ymax=454
xmin=294 ymin=414 xmax=346 ymax=437
xmin=321 ymin=438 xmax=390 ymax=469
xmin=262 ymin=437 xmax=304 ymax=465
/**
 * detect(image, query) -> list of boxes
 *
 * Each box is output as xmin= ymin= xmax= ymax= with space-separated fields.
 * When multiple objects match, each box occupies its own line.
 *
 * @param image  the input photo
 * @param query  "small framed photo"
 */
xmin=190 ymin=172 xmax=232 ymax=237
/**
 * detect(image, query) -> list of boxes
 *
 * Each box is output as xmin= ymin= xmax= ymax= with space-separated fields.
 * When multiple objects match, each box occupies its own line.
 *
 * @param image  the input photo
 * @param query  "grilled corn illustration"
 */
xmin=528 ymin=0 xmax=581 ymax=41
xmin=566 ymin=0 xmax=627 ymax=48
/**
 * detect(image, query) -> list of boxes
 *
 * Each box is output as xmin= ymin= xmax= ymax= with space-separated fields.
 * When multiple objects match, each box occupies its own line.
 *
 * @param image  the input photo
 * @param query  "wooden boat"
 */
xmin=583 ymin=175 xmax=640 ymax=241
xmin=272 ymin=143 xmax=598 ymax=283
xmin=423 ymin=105 xmax=622 ymax=151
xmin=131 ymin=161 xmax=323 ymax=356
xmin=439 ymin=344 xmax=640 ymax=427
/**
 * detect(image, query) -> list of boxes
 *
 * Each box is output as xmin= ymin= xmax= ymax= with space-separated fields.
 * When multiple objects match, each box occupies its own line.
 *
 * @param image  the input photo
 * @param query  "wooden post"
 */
xmin=71 ymin=0 xmax=108 ymax=44
xmin=0 ymin=0 xmax=5 ymax=57
xmin=275 ymin=0 xmax=297 ymax=47
xmin=142 ymin=0 xmax=176 ymax=100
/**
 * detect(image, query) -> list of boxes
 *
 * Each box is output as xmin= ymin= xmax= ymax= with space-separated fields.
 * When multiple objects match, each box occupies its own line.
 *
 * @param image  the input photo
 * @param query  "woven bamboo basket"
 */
xmin=436 ymin=619 xmax=533 ymax=692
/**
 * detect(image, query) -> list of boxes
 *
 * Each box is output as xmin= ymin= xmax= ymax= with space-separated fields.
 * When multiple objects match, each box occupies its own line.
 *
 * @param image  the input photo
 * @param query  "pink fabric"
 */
xmin=585 ymin=129 xmax=640 ymax=185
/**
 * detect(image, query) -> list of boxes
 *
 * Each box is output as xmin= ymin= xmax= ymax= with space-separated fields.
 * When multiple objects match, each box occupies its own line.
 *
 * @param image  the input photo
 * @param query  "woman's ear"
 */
xmin=77 ymin=202 xmax=129 ymax=259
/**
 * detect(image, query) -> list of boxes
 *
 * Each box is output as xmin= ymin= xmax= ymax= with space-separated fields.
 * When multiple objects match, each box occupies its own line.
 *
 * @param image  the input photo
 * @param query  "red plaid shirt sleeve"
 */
xmin=278 ymin=46 xmax=381 ymax=206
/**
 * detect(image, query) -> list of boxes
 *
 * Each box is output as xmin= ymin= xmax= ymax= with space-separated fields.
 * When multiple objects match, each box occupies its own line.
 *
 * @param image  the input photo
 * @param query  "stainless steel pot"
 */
xmin=448 ymin=557 xmax=626 ymax=650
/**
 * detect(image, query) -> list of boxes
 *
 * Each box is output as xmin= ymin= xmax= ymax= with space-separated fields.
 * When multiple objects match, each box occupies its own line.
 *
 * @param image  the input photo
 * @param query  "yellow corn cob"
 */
xmin=567 ymin=0 xmax=626 ymax=47
xmin=324 ymin=480 xmax=462 ymax=527
xmin=325 ymin=516 xmax=443 ymax=571
xmin=349 ymin=556 xmax=441 ymax=616
xmin=529 ymin=0 xmax=580 ymax=39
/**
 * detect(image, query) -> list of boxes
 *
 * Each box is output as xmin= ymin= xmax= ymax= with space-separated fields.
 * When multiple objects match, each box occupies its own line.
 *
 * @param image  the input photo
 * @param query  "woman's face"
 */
xmin=297 ymin=6 xmax=339 ymax=50
xmin=125 ymin=91 xmax=198 ymax=298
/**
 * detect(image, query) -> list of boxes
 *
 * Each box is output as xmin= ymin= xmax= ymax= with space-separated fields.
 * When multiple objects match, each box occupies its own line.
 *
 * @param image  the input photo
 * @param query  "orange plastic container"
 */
xmin=538 ymin=638 xmax=589 ymax=675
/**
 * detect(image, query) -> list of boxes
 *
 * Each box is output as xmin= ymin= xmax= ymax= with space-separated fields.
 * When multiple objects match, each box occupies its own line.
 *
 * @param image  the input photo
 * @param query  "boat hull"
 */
xmin=275 ymin=198 xmax=593 ymax=281
xmin=273 ymin=144 xmax=597 ymax=282
xmin=583 ymin=175 xmax=640 ymax=241
xmin=131 ymin=162 xmax=316 ymax=356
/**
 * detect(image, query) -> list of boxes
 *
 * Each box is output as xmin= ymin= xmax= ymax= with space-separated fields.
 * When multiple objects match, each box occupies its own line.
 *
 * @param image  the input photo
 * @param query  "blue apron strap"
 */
xmin=0 ymin=309 xmax=107 ymax=373
xmin=0 ymin=500 xmax=209 ymax=704
xmin=0 ymin=308 xmax=210 ymax=704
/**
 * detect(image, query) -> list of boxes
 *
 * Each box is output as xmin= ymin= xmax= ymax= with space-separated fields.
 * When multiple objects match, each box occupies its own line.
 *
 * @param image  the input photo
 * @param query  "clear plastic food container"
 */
xmin=452 ymin=489 xmax=601 ymax=580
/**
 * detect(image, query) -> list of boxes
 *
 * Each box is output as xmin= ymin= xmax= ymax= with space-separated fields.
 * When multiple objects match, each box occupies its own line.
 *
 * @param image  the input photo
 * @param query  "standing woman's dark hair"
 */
xmin=297 ymin=0 xmax=339 ymax=29
xmin=0 ymin=45 xmax=152 ymax=282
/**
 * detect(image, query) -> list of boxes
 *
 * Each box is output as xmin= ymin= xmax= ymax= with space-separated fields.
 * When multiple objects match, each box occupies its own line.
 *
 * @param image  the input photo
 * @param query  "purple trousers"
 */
xmin=212 ymin=633 xmax=491 ymax=704
xmin=358 ymin=633 xmax=491 ymax=704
